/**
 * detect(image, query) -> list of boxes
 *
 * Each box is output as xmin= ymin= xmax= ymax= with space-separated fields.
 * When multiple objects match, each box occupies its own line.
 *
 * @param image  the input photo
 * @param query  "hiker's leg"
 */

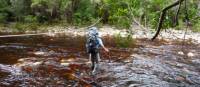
xmin=97 ymin=52 xmax=101 ymax=62
xmin=92 ymin=53 xmax=98 ymax=74
xmin=91 ymin=58 xmax=95 ymax=71
xmin=94 ymin=53 xmax=99 ymax=72
xmin=89 ymin=53 xmax=91 ymax=63
xmin=91 ymin=53 xmax=95 ymax=71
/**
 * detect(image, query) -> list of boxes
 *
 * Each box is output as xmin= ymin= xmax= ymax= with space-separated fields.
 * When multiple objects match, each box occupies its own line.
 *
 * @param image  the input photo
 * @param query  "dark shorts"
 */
xmin=91 ymin=52 xmax=99 ymax=64
xmin=90 ymin=52 xmax=100 ymax=71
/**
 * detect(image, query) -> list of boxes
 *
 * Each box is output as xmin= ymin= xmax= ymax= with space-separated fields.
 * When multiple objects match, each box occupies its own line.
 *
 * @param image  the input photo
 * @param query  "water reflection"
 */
xmin=0 ymin=34 xmax=132 ymax=86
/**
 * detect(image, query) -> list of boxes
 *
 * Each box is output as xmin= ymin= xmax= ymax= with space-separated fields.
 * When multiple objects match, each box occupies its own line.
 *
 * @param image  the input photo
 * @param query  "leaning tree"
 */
xmin=151 ymin=0 xmax=190 ymax=41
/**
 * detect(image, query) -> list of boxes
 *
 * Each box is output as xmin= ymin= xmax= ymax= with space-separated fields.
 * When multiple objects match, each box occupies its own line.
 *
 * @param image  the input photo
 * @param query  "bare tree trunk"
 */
xmin=151 ymin=0 xmax=185 ymax=41
xmin=65 ymin=0 xmax=80 ymax=23
xmin=145 ymin=15 xmax=147 ymax=27
xmin=173 ymin=0 xmax=182 ymax=27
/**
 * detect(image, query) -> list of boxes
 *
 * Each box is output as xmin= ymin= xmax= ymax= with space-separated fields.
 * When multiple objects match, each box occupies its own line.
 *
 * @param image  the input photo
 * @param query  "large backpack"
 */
xmin=86 ymin=34 xmax=99 ymax=54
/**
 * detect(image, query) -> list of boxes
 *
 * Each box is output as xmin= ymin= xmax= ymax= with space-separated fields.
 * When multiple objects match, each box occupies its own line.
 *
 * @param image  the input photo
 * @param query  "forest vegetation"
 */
xmin=0 ymin=0 xmax=199 ymax=32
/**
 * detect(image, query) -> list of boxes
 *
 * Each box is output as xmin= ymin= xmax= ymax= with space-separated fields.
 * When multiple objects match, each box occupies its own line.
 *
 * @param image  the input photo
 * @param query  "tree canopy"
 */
xmin=0 ymin=0 xmax=199 ymax=31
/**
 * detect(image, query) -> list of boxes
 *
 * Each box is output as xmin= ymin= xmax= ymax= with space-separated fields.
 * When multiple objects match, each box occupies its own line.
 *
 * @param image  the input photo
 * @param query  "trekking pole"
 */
xmin=108 ymin=52 xmax=111 ymax=63
xmin=103 ymin=49 xmax=110 ymax=63
xmin=105 ymin=49 xmax=111 ymax=63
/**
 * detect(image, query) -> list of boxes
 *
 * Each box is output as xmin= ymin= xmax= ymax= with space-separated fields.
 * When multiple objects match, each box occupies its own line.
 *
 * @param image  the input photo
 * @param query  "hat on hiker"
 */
xmin=89 ymin=27 xmax=99 ymax=36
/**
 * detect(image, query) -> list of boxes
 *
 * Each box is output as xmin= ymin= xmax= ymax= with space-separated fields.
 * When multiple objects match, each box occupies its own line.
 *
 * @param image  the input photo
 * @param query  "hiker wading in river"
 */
xmin=86 ymin=27 xmax=109 ymax=74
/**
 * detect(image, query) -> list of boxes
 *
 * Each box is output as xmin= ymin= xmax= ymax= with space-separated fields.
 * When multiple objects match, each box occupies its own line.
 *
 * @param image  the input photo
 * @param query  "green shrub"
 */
xmin=192 ymin=20 xmax=200 ymax=32
xmin=26 ymin=23 xmax=39 ymax=31
xmin=100 ymin=0 xmax=132 ymax=28
xmin=114 ymin=32 xmax=135 ymax=48
xmin=0 ymin=13 xmax=8 ymax=23
xmin=73 ymin=0 xmax=95 ymax=25
xmin=12 ymin=22 xmax=39 ymax=32
xmin=14 ymin=23 xmax=25 ymax=31
xmin=24 ymin=15 xmax=38 ymax=23
xmin=175 ymin=19 xmax=184 ymax=30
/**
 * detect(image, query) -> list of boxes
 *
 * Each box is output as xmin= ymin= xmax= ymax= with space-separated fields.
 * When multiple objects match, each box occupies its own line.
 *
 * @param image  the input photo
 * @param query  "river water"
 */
xmin=0 ymin=33 xmax=199 ymax=87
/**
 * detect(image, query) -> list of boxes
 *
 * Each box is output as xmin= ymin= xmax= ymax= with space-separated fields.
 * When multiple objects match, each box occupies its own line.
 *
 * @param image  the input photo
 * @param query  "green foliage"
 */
xmin=26 ymin=23 xmax=39 ymax=31
xmin=73 ymin=0 xmax=95 ymax=25
xmin=0 ymin=0 xmax=199 ymax=32
xmin=192 ymin=19 xmax=200 ymax=32
xmin=10 ymin=0 xmax=32 ymax=21
xmin=114 ymin=32 xmax=135 ymax=48
xmin=0 ymin=0 xmax=11 ymax=23
xmin=0 ymin=13 xmax=8 ymax=23
xmin=100 ymin=0 xmax=132 ymax=28
xmin=129 ymin=0 xmax=174 ymax=29
xmin=13 ymin=23 xmax=25 ymax=31
xmin=12 ymin=22 xmax=39 ymax=32
xmin=24 ymin=15 xmax=38 ymax=23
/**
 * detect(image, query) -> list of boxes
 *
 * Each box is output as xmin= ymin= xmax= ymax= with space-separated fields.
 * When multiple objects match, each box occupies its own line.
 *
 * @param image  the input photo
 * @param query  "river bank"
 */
xmin=0 ymin=25 xmax=200 ymax=44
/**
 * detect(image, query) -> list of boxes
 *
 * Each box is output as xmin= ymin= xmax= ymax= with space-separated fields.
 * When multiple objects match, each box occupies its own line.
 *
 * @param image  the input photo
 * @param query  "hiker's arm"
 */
xmin=98 ymin=38 xmax=109 ymax=52
xmin=102 ymin=46 xmax=109 ymax=52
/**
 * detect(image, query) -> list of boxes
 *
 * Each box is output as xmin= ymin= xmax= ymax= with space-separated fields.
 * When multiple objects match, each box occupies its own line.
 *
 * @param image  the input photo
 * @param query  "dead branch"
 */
xmin=151 ymin=0 xmax=185 ymax=41
xmin=173 ymin=0 xmax=182 ymax=26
